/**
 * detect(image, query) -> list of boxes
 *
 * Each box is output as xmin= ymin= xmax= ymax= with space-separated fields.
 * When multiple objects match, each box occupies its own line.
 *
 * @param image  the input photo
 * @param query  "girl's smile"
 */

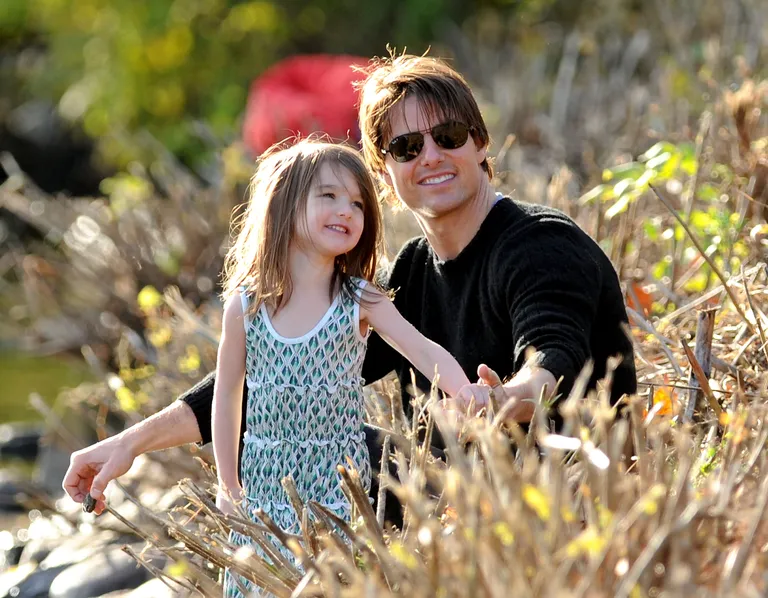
xmin=299 ymin=163 xmax=365 ymax=258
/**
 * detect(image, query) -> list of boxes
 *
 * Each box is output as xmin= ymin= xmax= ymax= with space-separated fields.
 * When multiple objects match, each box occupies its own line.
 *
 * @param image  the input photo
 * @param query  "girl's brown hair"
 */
xmin=357 ymin=53 xmax=493 ymax=183
xmin=222 ymin=138 xmax=382 ymax=313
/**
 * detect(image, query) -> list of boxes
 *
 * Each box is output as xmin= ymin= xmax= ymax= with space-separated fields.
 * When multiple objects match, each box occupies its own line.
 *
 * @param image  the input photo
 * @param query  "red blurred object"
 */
xmin=243 ymin=54 xmax=369 ymax=155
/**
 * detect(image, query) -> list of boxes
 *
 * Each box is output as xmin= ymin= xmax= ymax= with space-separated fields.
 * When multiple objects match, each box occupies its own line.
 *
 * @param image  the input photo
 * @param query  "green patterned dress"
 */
xmin=223 ymin=279 xmax=372 ymax=597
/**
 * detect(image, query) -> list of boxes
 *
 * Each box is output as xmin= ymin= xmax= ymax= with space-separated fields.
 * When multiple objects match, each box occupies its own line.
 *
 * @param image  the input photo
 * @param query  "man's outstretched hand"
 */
xmin=453 ymin=363 xmax=556 ymax=423
xmin=63 ymin=436 xmax=136 ymax=515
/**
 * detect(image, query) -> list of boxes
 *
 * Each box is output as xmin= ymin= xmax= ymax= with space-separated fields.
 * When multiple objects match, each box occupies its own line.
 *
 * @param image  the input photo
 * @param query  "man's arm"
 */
xmin=464 ymin=224 xmax=602 ymax=422
xmin=63 ymin=399 xmax=201 ymax=515
xmin=178 ymin=371 xmax=216 ymax=445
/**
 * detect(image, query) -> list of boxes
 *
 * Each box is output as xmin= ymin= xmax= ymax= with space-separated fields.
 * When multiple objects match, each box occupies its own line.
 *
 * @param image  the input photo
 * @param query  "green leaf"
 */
xmin=652 ymin=260 xmax=668 ymax=280
xmin=579 ymin=184 xmax=608 ymax=205
xmin=635 ymin=168 xmax=657 ymax=189
xmin=697 ymin=183 xmax=720 ymax=203
xmin=602 ymin=162 xmax=645 ymax=182
xmin=639 ymin=141 xmax=676 ymax=162
xmin=605 ymin=194 xmax=632 ymax=220
xmin=612 ymin=178 xmax=633 ymax=199
xmin=645 ymin=151 xmax=673 ymax=171
xmin=643 ymin=220 xmax=659 ymax=241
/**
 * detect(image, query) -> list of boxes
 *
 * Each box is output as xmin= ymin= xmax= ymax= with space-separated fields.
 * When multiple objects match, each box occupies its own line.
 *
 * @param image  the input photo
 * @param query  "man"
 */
xmin=64 ymin=54 xmax=636 ymax=519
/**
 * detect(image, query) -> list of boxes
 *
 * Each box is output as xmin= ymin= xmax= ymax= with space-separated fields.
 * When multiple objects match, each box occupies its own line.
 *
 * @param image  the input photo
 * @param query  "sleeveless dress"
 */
xmin=223 ymin=278 xmax=372 ymax=597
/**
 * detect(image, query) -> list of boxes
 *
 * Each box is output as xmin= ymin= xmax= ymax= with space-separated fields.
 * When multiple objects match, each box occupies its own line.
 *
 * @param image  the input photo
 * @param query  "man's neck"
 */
xmin=416 ymin=182 xmax=498 ymax=261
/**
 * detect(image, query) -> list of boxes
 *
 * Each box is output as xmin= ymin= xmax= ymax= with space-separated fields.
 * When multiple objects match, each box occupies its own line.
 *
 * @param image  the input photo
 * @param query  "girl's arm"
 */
xmin=361 ymin=286 xmax=471 ymax=397
xmin=212 ymin=294 xmax=247 ymax=510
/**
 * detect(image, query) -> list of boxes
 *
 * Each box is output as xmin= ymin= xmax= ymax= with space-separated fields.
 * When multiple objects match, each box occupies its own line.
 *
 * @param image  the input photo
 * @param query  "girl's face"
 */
xmin=297 ymin=162 xmax=366 ymax=259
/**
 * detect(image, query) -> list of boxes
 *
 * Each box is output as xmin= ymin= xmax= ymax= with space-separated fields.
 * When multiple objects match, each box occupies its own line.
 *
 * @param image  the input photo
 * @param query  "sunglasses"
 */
xmin=381 ymin=121 xmax=474 ymax=163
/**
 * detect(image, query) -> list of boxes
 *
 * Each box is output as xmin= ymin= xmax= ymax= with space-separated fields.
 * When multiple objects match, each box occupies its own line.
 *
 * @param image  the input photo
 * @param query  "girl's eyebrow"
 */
xmin=314 ymin=184 xmax=363 ymax=200
xmin=314 ymin=184 xmax=342 ymax=192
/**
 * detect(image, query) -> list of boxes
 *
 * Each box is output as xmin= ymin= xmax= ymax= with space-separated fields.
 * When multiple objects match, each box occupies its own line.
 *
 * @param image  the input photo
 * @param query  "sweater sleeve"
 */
xmin=178 ymin=371 xmax=248 ymax=446
xmin=501 ymin=222 xmax=602 ymax=398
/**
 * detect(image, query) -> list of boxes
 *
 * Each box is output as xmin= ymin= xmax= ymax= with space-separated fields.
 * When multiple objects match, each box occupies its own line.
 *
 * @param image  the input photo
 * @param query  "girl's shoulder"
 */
xmin=233 ymin=286 xmax=265 ymax=327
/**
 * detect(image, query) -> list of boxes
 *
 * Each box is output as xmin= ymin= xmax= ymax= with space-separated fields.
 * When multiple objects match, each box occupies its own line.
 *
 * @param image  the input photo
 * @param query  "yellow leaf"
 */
xmin=389 ymin=541 xmax=418 ymax=569
xmin=116 ymin=387 xmax=139 ymax=412
xmin=597 ymin=504 xmax=613 ymax=529
xmin=148 ymin=325 xmax=172 ymax=348
xmin=165 ymin=558 xmax=188 ymax=577
xmin=561 ymin=507 xmax=576 ymax=523
xmin=178 ymin=345 xmax=201 ymax=374
xmin=565 ymin=526 xmax=606 ymax=558
xmin=138 ymin=286 xmax=164 ymax=312
xmin=640 ymin=498 xmax=658 ymax=515
xmin=493 ymin=522 xmax=514 ymax=546
xmin=522 ymin=484 xmax=551 ymax=521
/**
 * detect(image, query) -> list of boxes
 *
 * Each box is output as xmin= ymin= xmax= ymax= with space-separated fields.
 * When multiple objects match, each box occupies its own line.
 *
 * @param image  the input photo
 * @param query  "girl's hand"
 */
xmin=216 ymin=487 xmax=243 ymax=517
xmin=453 ymin=383 xmax=493 ymax=416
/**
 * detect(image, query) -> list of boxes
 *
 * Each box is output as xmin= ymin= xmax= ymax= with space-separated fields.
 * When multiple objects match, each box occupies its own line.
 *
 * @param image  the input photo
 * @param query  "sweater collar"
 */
xmin=428 ymin=194 xmax=509 ymax=269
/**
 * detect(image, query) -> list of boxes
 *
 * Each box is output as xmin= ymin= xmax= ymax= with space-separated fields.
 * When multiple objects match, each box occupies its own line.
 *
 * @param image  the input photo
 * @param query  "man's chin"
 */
xmin=418 ymin=194 xmax=471 ymax=219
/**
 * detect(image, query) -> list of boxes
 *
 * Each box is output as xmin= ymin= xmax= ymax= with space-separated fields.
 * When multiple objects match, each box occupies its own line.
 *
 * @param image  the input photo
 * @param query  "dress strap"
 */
xmin=238 ymin=286 xmax=250 ymax=332
xmin=351 ymin=277 xmax=371 ymax=343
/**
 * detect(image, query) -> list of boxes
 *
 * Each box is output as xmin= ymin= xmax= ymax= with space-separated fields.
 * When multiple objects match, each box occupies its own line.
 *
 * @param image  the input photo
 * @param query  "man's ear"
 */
xmin=378 ymin=169 xmax=393 ymax=188
xmin=475 ymin=138 xmax=488 ymax=165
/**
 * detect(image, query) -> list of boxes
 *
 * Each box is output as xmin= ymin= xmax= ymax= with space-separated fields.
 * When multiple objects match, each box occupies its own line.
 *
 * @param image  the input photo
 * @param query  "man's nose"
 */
xmin=419 ymin=134 xmax=445 ymax=166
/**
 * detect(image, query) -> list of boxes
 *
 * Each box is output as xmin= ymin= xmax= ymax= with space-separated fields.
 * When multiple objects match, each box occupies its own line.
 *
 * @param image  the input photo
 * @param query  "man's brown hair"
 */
xmin=357 ymin=54 xmax=492 ymax=180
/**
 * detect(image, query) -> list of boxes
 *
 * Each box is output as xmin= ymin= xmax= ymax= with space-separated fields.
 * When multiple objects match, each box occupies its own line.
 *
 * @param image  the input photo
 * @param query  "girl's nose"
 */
xmin=337 ymin=202 xmax=352 ymax=218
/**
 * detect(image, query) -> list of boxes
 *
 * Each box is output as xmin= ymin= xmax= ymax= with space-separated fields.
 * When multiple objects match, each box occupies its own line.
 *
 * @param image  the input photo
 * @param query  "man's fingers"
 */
xmin=89 ymin=461 xmax=118 ymax=500
xmin=63 ymin=459 xmax=96 ymax=502
xmin=92 ymin=499 xmax=107 ymax=516
xmin=89 ymin=474 xmax=111 ymax=501
xmin=477 ymin=364 xmax=503 ymax=389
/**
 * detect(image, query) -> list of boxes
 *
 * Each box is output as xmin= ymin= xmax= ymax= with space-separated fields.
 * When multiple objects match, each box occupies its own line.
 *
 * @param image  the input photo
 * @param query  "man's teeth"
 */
xmin=422 ymin=174 xmax=454 ymax=185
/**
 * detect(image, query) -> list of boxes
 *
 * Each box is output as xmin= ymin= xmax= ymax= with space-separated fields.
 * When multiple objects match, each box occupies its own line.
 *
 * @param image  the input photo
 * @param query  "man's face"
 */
xmin=380 ymin=95 xmax=488 ymax=220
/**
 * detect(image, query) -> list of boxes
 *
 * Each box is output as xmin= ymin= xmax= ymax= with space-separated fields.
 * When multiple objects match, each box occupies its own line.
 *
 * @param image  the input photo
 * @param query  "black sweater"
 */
xmin=180 ymin=197 xmax=636 ymax=444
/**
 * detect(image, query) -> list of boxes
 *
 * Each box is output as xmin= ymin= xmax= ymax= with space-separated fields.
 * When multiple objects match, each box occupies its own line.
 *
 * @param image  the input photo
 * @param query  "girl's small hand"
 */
xmin=452 ymin=383 xmax=493 ymax=416
xmin=216 ymin=487 xmax=242 ymax=517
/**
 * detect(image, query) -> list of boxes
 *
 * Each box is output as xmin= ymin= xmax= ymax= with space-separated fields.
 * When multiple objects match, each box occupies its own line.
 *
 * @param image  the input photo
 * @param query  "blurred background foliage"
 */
xmin=0 ymin=0 xmax=552 ymax=176
xmin=3 ymin=0 xmax=763 ymax=183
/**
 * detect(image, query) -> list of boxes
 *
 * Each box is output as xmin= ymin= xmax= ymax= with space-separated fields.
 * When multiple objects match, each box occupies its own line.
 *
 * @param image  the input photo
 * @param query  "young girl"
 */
xmin=213 ymin=139 xmax=476 ymax=597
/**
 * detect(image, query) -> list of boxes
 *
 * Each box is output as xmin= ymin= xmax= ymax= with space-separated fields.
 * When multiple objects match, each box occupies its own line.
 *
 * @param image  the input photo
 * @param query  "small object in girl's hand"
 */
xmin=83 ymin=493 xmax=97 ymax=513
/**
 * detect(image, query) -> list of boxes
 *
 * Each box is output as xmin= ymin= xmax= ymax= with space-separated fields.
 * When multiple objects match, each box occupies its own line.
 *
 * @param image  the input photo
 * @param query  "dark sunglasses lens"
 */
xmin=433 ymin=122 xmax=470 ymax=149
xmin=389 ymin=133 xmax=424 ymax=163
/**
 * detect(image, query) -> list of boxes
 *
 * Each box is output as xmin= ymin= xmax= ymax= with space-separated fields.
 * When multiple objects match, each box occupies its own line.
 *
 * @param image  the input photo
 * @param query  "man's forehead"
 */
xmin=385 ymin=97 xmax=449 ymax=135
